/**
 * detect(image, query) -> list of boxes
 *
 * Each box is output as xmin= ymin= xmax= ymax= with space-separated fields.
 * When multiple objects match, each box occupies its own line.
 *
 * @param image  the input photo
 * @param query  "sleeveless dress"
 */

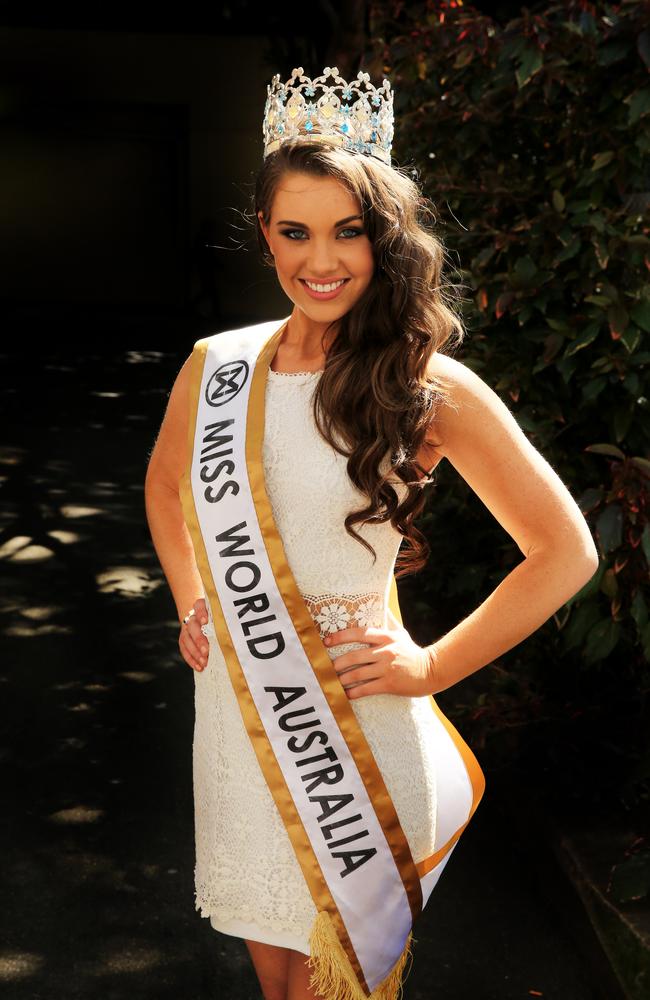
xmin=193 ymin=366 xmax=442 ymax=955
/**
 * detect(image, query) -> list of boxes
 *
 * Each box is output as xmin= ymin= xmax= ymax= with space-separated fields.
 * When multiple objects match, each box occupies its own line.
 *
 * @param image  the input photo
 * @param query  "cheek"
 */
xmin=273 ymin=243 xmax=301 ymax=274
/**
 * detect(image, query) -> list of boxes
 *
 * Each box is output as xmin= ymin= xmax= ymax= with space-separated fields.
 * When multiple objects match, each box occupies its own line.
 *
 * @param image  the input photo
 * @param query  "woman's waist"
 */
xmin=203 ymin=588 xmax=387 ymax=633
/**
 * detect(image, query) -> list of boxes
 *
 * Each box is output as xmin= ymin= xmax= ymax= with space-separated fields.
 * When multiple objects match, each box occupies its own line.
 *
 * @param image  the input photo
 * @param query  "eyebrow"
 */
xmin=275 ymin=214 xmax=363 ymax=228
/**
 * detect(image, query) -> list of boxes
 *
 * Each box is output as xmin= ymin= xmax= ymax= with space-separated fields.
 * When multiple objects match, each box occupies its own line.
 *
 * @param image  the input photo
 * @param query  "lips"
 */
xmin=299 ymin=278 xmax=350 ymax=301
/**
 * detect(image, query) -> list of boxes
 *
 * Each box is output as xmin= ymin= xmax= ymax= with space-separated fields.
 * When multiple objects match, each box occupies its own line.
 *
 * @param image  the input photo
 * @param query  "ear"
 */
xmin=258 ymin=211 xmax=272 ymax=255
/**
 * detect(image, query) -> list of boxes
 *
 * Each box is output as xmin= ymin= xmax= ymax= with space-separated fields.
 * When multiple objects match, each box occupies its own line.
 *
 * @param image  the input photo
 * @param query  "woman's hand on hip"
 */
xmin=323 ymin=619 xmax=439 ymax=699
xmin=179 ymin=598 xmax=210 ymax=672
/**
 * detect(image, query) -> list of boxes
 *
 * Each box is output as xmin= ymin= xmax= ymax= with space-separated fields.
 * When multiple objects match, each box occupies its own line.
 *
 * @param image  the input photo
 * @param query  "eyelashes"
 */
xmin=279 ymin=228 xmax=365 ymax=241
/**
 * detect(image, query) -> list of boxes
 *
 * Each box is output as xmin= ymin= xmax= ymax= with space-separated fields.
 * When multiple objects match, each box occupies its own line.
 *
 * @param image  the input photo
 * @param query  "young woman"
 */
xmin=144 ymin=68 xmax=599 ymax=1000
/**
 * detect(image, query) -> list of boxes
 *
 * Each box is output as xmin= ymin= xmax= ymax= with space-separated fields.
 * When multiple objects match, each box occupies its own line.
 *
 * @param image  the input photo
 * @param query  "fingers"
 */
xmin=180 ymin=603 xmax=211 ymax=672
xmin=346 ymin=677 xmax=384 ymax=699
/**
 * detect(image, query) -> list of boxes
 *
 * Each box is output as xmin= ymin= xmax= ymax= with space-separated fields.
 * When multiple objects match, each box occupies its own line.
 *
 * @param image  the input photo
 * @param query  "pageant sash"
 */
xmin=179 ymin=317 xmax=486 ymax=997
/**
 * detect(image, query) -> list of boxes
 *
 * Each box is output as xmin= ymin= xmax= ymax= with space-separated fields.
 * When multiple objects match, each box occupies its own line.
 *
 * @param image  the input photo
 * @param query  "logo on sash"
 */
xmin=179 ymin=317 xmax=486 ymax=998
xmin=205 ymin=359 xmax=250 ymax=407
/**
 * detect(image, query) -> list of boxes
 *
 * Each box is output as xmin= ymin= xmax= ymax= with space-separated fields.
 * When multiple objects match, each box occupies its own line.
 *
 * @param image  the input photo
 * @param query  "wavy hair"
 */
xmin=253 ymin=138 xmax=466 ymax=578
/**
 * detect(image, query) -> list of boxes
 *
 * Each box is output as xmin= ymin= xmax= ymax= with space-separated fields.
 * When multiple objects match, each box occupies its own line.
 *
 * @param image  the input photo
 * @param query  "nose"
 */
xmin=306 ymin=239 xmax=341 ymax=276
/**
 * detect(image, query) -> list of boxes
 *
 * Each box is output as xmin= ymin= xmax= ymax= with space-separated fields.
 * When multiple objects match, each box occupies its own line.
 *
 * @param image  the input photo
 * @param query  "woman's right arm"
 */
xmin=144 ymin=352 xmax=209 ymax=672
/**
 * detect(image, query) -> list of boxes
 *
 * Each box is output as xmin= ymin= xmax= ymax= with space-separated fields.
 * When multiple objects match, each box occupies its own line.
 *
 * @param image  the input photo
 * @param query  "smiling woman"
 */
xmin=144 ymin=65 xmax=599 ymax=1000
xmin=259 ymin=176 xmax=376 ymax=330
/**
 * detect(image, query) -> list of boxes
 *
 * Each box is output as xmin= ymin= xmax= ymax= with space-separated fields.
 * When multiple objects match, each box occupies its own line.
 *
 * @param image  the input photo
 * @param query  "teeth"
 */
xmin=304 ymin=279 xmax=346 ymax=293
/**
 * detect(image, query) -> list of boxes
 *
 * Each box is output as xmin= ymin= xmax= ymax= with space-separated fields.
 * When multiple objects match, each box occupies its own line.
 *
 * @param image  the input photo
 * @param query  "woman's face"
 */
xmin=258 ymin=171 xmax=375 ymax=324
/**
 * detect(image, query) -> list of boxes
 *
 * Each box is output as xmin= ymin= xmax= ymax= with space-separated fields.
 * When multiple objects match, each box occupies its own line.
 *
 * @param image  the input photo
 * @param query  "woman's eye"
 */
xmin=279 ymin=228 xmax=364 ymax=240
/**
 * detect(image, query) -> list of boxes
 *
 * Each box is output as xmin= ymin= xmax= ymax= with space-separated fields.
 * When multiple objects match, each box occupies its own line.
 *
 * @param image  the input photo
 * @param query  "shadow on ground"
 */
xmin=0 ymin=339 xmax=621 ymax=999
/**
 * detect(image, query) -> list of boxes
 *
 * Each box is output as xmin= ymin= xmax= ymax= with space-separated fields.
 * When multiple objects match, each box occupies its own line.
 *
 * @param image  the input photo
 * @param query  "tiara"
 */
xmin=262 ymin=66 xmax=394 ymax=165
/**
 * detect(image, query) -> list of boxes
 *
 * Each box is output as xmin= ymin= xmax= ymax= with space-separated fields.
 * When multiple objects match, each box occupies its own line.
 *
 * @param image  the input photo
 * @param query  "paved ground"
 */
xmin=0 ymin=342 xmax=617 ymax=999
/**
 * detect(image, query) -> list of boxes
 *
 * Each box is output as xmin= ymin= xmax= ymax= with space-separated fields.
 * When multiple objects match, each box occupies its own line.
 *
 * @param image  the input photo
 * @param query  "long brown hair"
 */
xmin=253 ymin=138 xmax=466 ymax=578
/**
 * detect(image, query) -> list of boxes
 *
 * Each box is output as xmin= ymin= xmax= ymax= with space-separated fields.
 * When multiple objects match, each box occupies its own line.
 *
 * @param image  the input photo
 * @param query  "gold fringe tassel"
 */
xmin=306 ymin=909 xmax=415 ymax=1000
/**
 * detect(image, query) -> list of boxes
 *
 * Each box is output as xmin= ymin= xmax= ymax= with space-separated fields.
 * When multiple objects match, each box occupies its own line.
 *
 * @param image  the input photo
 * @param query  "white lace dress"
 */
xmin=193 ymin=367 xmax=440 ymax=955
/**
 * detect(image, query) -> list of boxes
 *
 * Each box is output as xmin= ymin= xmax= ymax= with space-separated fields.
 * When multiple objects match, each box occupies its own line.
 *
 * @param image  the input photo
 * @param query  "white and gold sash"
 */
xmin=179 ymin=317 xmax=486 ymax=1000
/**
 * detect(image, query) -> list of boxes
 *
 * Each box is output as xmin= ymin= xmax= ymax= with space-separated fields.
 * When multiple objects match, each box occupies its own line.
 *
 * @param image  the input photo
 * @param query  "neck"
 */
xmin=280 ymin=309 xmax=339 ymax=363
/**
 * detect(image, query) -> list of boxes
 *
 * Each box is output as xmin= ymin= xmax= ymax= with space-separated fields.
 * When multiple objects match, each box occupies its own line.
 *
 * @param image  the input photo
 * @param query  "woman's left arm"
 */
xmin=327 ymin=354 xmax=600 ymax=698
xmin=416 ymin=353 xmax=600 ymax=693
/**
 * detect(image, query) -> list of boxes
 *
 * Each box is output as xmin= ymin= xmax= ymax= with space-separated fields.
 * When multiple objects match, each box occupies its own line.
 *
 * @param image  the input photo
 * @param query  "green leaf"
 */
xmin=631 ymin=589 xmax=649 ymax=632
xmin=630 ymin=299 xmax=650 ymax=332
xmin=639 ymin=29 xmax=650 ymax=71
xmin=595 ymin=504 xmax=623 ymax=553
xmin=630 ymin=456 xmax=650 ymax=476
xmin=567 ymin=199 xmax=592 ymax=214
xmin=576 ymin=488 xmax=604 ymax=514
xmin=598 ymin=41 xmax=629 ymax=67
xmin=556 ymin=236 xmax=581 ymax=263
xmin=584 ymin=443 xmax=626 ymax=459
xmin=581 ymin=377 xmax=607 ymax=402
xmin=516 ymin=46 xmax=543 ymax=89
xmin=620 ymin=326 xmax=642 ymax=353
xmin=642 ymin=524 xmax=650 ymax=565
xmin=608 ymin=303 xmax=630 ymax=339
xmin=592 ymin=151 xmax=615 ymax=170
xmin=613 ymin=404 xmax=633 ymax=442
xmin=584 ymin=619 xmax=621 ymax=662
xmin=552 ymin=189 xmax=566 ymax=212
xmin=513 ymin=255 xmax=537 ymax=286
xmin=562 ymin=599 xmax=601 ymax=648
xmin=564 ymin=323 xmax=600 ymax=357
xmin=626 ymin=86 xmax=650 ymax=125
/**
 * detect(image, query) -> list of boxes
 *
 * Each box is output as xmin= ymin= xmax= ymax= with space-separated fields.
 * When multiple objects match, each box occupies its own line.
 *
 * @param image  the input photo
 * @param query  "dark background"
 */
xmin=2 ymin=4 xmax=636 ymax=999
xmin=0 ymin=0 xmax=531 ymax=351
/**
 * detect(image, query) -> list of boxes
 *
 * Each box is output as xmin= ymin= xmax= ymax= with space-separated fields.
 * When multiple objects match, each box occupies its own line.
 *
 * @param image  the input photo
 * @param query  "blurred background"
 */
xmin=0 ymin=0 xmax=525 ymax=341
xmin=1 ymin=2 xmax=648 ymax=998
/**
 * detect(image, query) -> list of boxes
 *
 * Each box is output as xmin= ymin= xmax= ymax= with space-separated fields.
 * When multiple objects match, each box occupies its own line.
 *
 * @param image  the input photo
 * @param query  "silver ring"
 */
xmin=182 ymin=608 xmax=196 ymax=626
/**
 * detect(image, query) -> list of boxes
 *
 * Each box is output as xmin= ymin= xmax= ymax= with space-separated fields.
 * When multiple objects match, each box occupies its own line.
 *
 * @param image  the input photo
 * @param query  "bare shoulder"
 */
xmin=423 ymin=351 xmax=598 ymax=561
xmin=424 ymin=351 xmax=512 ymax=458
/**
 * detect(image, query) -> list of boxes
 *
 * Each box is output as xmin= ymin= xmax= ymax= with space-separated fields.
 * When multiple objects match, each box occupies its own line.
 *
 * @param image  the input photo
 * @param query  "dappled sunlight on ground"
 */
xmin=96 ymin=565 xmax=164 ymax=597
xmin=0 ymin=340 xmax=606 ymax=999
xmin=0 ymin=951 xmax=45 ymax=982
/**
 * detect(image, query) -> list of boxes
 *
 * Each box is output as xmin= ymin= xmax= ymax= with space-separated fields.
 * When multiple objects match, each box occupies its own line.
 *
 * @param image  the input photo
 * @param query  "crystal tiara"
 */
xmin=262 ymin=66 xmax=394 ymax=165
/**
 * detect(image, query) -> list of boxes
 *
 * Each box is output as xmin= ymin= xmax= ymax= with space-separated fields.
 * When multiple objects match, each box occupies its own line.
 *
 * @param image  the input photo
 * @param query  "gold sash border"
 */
xmin=179 ymin=319 xmax=486 ymax=995
xmin=386 ymin=581 xmax=487 ymax=877
xmin=247 ymin=322 xmax=424 ymax=987
xmin=249 ymin=324 xmax=423 ymax=910
xmin=179 ymin=331 xmax=371 ymax=994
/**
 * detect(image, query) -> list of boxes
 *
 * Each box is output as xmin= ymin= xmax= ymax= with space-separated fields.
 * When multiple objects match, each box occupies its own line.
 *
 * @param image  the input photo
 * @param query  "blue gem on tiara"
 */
xmin=263 ymin=66 xmax=394 ymax=165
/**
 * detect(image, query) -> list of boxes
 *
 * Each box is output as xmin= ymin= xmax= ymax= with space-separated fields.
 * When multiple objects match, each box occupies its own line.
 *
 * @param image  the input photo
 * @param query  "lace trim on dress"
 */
xmin=302 ymin=591 xmax=384 ymax=637
xmin=201 ymin=591 xmax=385 ymax=640
xmin=269 ymin=368 xmax=323 ymax=379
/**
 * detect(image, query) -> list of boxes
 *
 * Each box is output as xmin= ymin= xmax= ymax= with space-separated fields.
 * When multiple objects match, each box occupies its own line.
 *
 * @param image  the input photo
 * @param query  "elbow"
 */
xmin=574 ymin=525 xmax=600 ymax=581
xmin=577 ymin=546 xmax=600 ymax=585
xmin=563 ymin=538 xmax=601 ymax=592
xmin=144 ymin=466 xmax=179 ymax=504
xmin=528 ymin=530 xmax=600 ymax=588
